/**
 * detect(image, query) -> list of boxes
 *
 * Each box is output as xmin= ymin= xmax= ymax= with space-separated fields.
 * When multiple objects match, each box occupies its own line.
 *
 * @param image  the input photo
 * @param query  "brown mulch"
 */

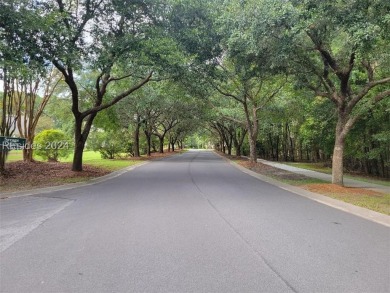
xmin=225 ymin=154 xmax=308 ymax=181
xmin=219 ymin=152 xmax=387 ymax=197
xmin=238 ymin=160 xmax=307 ymax=180
xmin=0 ymin=161 xmax=110 ymax=194
xmin=300 ymin=183 xmax=384 ymax=197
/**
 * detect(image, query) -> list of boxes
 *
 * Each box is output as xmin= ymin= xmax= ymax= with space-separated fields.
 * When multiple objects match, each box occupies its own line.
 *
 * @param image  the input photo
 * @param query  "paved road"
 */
xmin=258 ymin=159 xmax=389 ymax=193
xmin=1 ymin=150 xmax=389 ymax=293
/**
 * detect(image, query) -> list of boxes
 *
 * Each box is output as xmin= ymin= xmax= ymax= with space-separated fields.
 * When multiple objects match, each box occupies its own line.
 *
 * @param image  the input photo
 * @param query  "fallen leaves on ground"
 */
xmin=219 ymin=152 xmax=389 ymax=215
xmin=300 ymin=183 xmax=383 ymax=197
xmin=0 ymin=161 xmax=110 ymax=194
xmin=0 ymin=150 xmax=185 ymax=194
xmin=237 ymin=158 xmax=308 ymax=180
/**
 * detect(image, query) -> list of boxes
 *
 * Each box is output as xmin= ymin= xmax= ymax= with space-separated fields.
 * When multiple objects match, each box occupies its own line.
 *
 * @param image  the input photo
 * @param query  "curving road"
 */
xmin=1 ymin=150 xmax=389 ymax=292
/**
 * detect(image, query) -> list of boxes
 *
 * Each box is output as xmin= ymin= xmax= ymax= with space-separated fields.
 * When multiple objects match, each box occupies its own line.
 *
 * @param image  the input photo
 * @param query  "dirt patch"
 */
xmin=0 ymin=161 xmax=110 ymax=194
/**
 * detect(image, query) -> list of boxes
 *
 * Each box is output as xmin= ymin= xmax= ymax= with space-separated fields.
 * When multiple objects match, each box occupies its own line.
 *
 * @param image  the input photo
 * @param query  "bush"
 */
xmin=34 ymin=129 xmax=72 ymax=162
xmin=89 ymin=130 xmax=127 ymax=159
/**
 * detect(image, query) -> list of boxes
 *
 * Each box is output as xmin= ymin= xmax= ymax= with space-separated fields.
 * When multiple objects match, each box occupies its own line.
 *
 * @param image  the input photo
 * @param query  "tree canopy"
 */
xmin=1 ymin=0 xmax=389 ymax=183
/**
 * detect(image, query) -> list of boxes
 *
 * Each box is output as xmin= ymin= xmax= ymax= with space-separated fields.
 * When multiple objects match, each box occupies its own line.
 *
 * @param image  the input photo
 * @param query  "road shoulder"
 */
xmin=0 ymin=162 xmax=149 ymax=200
xmin=217 ymin=152 xmax=390 ymax=227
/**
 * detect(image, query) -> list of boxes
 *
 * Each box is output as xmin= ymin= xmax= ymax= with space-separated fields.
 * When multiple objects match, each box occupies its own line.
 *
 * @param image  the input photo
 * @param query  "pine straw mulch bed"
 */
xmin=219 ymin=152 xmax=389 ymax=215
xmin=0 ymin=161 xmax=110 ymax=194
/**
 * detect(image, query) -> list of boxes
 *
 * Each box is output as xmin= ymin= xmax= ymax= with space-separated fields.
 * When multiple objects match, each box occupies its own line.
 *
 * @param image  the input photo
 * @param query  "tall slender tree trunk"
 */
xmin=0 ymin=151 xmax=7 ymax=174
xmin=0 ymin=69 xmax=8 ymax=173
xmin=233 ymin=137 xmax=240 ymax=157
xmin=237 ymin=129 xmax=247 ymax=157
xmin=169 ymin=136 xmax=176 ymax=152
xmin=133 ymin=120 xmax=140 ymax=157
xmin=227 ymin=136 xmax=232 ymax=155
xmin=145 ymin=133 xmax=151 ymax=156
xmin=243 ymin=101 xmax=258 ymax=163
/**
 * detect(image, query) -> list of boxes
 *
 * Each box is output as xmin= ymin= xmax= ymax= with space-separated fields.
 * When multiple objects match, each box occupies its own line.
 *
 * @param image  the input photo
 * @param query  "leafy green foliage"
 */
xmin=89 ymin=130 xmax=130 ymax=160
xmin=34 ymin=129 xmax=71 ymax=162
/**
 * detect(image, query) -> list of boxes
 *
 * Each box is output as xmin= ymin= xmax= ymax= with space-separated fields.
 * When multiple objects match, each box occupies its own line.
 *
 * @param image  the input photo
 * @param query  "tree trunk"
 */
xmin=243 ymin=101 xmax=258 ymax=163
xmin=23 ymin=136 xmax=34 ymax=162
xmin=133 ymin=121 xmax=140 ymax=157
xmin=248 ymin=133 xmax=257 ymax=163
xmin=159 ymin=136 xmax=164 ymax=153
xmin=170 ymin=138 xmax=175 ymax=152
xmin=332 ymin=138 xmax=345 ymax=186
xmin=23 ymin=146 xmax=34 ymax=162
xmin=332 ymin=115 xmax=347 ymax=185
xmin=72 ymin=118 xmax=86 ymax=171
xmin=145 ymin=133 xmax=151 ymax=156
xmin=227 ymin=139 xmax=232 ymax=155
xmin=233 ymin=137 xmax=241 ymax=157
xmin=72 ymin=139 xmax=86 ymax=172
xmin=0 ymin=151 xmax=7 ymax=174
xmin=72 ymin=113 xmax=96 ymax=171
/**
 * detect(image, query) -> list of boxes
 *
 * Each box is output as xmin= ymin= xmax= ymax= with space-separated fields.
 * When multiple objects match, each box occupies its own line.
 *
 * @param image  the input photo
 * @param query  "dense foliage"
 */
xmin=1 ymin=0 xmax=389 ymax=182
xmin=34 ymin=129 xmax=71 ymax=162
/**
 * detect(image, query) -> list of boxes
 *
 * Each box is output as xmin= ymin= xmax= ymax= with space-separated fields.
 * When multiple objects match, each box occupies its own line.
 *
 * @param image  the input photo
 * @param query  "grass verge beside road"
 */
xmin=221 ymin=154 xmax=390 ymax=215
xmin=285 ymin=162 xmax=390 ymax=187
xmin=1 ymin=150 xmax=186 ymax=195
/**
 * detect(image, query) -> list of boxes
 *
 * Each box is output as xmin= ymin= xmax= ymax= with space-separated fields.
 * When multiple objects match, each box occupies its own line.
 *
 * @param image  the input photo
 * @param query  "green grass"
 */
xmin=5 ymin=150 xmax=23 ymax=162
xmin=275 ymin=177 xmax=327 ymax=186
xmin=5 ymin=150 xmax=140 ymax=171
xmin=285 ymin=162 xmax=390 ymax=187
xmin=327 ymin=192 xmax=390 ymax=215
xmin=285 ymin=162 xmax=332 ymax=173
xmin=60 ymin=151 xmax=140 ymax=171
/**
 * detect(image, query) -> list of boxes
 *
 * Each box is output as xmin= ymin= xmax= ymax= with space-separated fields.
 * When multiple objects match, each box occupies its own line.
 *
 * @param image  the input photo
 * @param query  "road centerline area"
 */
xmin=187 ymin=153 xmax=298 ymax=293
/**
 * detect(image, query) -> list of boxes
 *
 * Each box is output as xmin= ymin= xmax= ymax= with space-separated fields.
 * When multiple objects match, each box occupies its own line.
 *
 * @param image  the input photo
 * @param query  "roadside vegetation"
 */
xmin=284 ymin=162 xmax=390 ymax=187
xmin=1 ymin=150 xmax=186 ymax=195
xmin=222 ymin=154 xmax=390 ymax=215
xmin=1 ymin=0 xmax=389 ymax=191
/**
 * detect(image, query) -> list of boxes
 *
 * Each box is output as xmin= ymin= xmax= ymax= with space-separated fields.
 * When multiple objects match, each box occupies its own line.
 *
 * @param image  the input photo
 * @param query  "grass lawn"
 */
xmin=5 ymin=150 xmax=24 ymax=163
xmin=5 ymin=150 xmax=140 ymax=171
xmin=59 ymin=151 xmax=140 ymax=171
xmin=299 ymin=183 xmax=390 ymax=215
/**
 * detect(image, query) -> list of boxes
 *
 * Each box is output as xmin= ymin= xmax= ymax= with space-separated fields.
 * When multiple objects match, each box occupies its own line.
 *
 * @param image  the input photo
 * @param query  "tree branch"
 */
xmin=212 ymin=83 xmax=243 ymax=103
xmin=373 ymin=90 xmax=390 ymax=103
xmin=347 ymin=77 xmax=390 ymax=113
xmin=81 ymin=71 xmax=153 ymax=118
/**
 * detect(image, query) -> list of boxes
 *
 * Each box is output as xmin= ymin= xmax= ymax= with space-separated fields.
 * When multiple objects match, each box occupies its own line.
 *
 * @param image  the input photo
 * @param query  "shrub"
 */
xmin=89 ymin=130 xmax=127 ymax=159
xmin=34 ymin=129 xmax=72 ymax=162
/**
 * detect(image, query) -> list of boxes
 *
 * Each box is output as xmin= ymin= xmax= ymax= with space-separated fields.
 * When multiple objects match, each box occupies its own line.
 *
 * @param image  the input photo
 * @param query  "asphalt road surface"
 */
xmin=1 ymin=150 xmax=389 ymax=293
